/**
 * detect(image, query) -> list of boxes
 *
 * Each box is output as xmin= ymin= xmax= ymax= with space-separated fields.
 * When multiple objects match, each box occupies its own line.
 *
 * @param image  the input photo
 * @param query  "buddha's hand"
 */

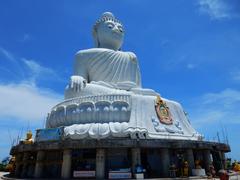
xmin=68 ymin=75 xmax=87 ymax=92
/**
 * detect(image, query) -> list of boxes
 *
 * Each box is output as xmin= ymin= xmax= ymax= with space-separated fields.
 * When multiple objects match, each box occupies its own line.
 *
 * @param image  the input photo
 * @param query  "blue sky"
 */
xmin=0 ymin=0 xmax=240 ymax=161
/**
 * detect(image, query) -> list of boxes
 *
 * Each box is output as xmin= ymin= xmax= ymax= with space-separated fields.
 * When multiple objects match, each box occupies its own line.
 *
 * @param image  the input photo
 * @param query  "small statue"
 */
xmin=183 ymin=161 xmax=189 ymax=177
xmin=23 ymin=131 xmax=34 ymax=144
xmin=195 ymin=160 xmax=202 ymax=169
xmin=233 ymin=161 xmax=240 ymax=172
xmin=5 ymin=156 xmax=16 ymax=175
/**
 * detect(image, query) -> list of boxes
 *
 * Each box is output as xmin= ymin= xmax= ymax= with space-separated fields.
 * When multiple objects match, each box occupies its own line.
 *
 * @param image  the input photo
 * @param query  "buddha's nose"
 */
xmin=112 ymin=26 xmax=120 ymax=33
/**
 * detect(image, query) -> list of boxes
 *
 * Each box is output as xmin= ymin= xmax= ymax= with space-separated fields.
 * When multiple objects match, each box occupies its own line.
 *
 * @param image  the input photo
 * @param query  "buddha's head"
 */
xmin=93 ymin=12 xmax=124 ymax=51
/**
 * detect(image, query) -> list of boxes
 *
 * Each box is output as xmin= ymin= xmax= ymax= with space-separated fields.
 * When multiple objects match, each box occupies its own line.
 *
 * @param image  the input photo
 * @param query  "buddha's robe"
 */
xmin=65 ymin=48 xmax=147 ymax=99
xmin=75 ymin=48 xmax=141 ymax=88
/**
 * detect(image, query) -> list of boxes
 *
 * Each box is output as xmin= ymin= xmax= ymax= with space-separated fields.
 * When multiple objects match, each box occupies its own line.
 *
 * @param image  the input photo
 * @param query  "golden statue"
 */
xmin=233 ymin=162 xmax=240 ymax=172
xmin=5 ymin=156 xmax=16 ymax=174
xmin=183 ymin=161 xmax=189 ymax=177
xmin=155 ymin=96 xmax=173 ymax=125
xmin=23 ymin=131 xmax=34 ymax=145
xmin=195 ymin=160 xmax=202 ymax=169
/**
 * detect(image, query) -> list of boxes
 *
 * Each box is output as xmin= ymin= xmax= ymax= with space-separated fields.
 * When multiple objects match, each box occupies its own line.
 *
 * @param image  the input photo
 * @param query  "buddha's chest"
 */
xmin=87 ymin=52 xmax=137 ymax=82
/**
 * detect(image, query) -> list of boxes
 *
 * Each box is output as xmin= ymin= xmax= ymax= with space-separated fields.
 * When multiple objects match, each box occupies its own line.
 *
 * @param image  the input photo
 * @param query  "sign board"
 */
xmin=109 ymin=172 xmax=132 ymax=179
xmin=135 ymin=173 xmax=144 ymax=179
xmin=192 ymin=169 xmax=206 ymax=176
xmin=35 ymin=127 xmax=63 ymax=142
xmin=73 ymin=171 xmax=96 ymax=177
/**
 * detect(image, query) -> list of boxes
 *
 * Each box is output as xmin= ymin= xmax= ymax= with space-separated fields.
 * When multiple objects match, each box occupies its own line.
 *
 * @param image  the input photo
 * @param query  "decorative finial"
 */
xmin=101 ymin=12 xmax=115 ymax=19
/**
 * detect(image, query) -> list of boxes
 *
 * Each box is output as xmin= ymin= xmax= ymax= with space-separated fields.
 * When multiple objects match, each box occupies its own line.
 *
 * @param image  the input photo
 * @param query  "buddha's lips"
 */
xmin=112 ymin=30 xmax=122 ymax=36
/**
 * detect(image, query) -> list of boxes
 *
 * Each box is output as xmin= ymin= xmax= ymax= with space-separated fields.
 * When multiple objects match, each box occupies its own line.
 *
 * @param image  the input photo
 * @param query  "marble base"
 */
xmin=10 ymin=139 xmax=230 ymax=179
xmin=46 ymin=93 xmax=202 ymax=141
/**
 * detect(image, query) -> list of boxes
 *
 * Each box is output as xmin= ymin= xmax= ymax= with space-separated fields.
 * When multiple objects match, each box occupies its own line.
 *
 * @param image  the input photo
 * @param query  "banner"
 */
xmin=35 ymin=127 xmax=63 ymax=142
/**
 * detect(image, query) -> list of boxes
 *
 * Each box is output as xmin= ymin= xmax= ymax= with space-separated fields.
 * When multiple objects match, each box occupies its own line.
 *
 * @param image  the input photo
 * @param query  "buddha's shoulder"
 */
xmin=75 ymin=48 xmax=113 ymax=57
xmin=125 ymin=51 xmax=137 ymax=59
xmin=120 ymin=51 xmax=138 ymax=63
xmin=75 ymin=48 xmax=137 ymax=62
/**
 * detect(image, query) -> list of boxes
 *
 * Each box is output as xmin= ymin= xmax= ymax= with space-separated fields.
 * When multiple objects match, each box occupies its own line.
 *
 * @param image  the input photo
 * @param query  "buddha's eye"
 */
xmin=108 ymin=24 xmax=113 ymax=29
xmin=118 ymin=26 xmax=123 ymax=33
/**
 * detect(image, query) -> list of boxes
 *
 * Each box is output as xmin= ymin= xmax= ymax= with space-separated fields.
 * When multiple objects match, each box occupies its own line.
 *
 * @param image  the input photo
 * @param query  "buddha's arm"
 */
xmin=127 ymin=51 xmax=142 ymax=88
xmin=136 ymin=64 xmax=142 ymax=87
xmin=66 ymin=50 xmax=90 ymax=92
xmin=73 ymin=51 xmax=88 ymax=80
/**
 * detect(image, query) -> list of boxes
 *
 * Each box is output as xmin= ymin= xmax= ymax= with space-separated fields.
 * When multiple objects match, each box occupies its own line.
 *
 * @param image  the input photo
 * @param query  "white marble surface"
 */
xmin=61 ymin=94 xmax=201 ymax=140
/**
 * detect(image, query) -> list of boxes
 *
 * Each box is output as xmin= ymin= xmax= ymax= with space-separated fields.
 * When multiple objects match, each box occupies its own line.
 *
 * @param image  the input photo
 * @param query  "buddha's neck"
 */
xmin=99 ymin=42 xmax=119 ymax=51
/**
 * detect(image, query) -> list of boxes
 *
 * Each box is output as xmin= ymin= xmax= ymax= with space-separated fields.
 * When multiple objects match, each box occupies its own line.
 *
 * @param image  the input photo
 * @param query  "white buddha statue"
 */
xmin=47 ymin=12 xmax=202 ymax=140
xmin=64 ymin=12 xmax=157 ymax=99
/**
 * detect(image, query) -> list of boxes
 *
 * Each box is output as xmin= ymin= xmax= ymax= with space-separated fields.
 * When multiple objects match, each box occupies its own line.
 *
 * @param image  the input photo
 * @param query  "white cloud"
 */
xmin=0 ymin=48 xmax=64 ymax=160
xmin=230 ymin=70 xmax=240 ymax=82
xmin=0 ymin=47 xmax=64 ymax=85
xmin=184 ymin=88 xmax=240 ymax=159
xmin=0 ymin=47 xmax=25 ymax=79
xmin=197 ymin=0 xmax=239 ymax=20
xmin=22 ymin=58 xmax=60 ymax=84
xmin=189 ymin=88 xmax=240 ymax=127
xmin=0 ymin=48 xmax=63 ymax=122
xmin=160 ymin=39 xmax=170 ymax=47
xmin=201 ymin=89 xmax=240 ymax=105
xmin=164 ymin=54 xmax=198 ymax=71
xmin=186 ymin=63 xmax=197 ymax=69
xmin=0 ymin=47 xmax=15 ymax=62
xmin=0 ymin=83 xmax=62 ymax=122
xmin=20 ymin=33 xmax=31 ymax=42
xmin=192 ymin=110 xmax=225 ymax=126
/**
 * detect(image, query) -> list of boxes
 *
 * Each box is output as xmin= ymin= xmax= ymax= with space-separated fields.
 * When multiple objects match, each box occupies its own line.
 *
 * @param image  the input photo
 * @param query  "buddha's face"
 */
xmin=96 ymin=20 xmax=124 ymax=50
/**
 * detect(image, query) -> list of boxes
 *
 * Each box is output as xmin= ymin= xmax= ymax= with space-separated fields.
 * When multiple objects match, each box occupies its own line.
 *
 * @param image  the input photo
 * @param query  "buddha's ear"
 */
xmin=92 ymin=29 xmax=100 ymax=48
xmin=118 ymin=39 xmax=124 ymax=51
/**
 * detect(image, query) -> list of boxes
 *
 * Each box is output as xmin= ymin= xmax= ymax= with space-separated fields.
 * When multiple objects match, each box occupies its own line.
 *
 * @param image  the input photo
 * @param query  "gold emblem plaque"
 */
xmin=155 ymin=96 xmax=173 ymax=125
